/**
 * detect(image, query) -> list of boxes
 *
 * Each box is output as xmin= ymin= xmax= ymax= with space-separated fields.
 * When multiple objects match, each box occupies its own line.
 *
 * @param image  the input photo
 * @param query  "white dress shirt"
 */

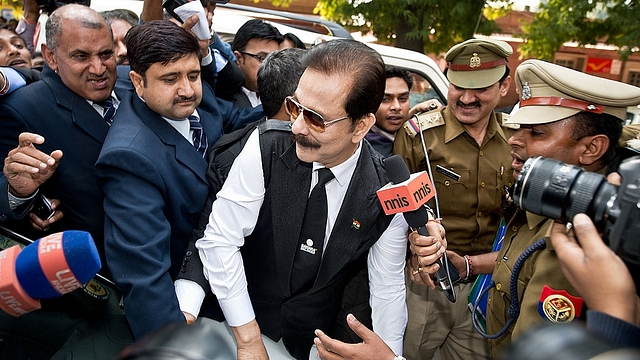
xmin=189 ymin=129 xmax=408 ymax=354
xmin=240 ymin=86 xmax=261 ymax=107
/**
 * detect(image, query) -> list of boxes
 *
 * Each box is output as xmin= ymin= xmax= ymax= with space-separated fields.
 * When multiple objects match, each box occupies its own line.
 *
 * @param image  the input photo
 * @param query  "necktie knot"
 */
xmin=316 ymin=168 xmax=334 ymax=187
xmin=97 ymin=98 xmax=116 ymax=125
xmin=189 ymin=115 xmax=202 ymax=131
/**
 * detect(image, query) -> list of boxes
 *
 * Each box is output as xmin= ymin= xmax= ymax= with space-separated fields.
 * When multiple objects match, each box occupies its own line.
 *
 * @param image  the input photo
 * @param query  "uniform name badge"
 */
xmin=538 ymin=285 xmax=584 ymax=323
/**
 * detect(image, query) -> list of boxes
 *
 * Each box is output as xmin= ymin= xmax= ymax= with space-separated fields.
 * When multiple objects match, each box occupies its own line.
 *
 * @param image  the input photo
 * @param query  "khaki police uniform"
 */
xmin=486 ymin=59 xmax=640 ymax=358
xmin=487 ymin=212 xmax=580 ymax=358
xmin=393 ymin=38 xmax=516 ymax=360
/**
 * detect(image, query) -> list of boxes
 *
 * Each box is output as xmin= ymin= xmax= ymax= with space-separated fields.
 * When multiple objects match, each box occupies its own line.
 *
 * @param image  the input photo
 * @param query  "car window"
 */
xmin=408 ymin=71 xmax=446 ymax=108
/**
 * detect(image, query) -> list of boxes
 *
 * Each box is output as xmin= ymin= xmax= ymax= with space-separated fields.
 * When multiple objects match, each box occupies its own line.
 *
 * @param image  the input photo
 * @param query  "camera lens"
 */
xmin=513 ymin=157 xmax=617 ymax=224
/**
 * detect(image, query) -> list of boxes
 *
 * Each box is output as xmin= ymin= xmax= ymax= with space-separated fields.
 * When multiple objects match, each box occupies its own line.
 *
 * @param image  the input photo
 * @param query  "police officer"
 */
xmin=484 ymin=59 xmax=640 ymax=357
xmin=393 ymin=38 xmax=516 ymax=360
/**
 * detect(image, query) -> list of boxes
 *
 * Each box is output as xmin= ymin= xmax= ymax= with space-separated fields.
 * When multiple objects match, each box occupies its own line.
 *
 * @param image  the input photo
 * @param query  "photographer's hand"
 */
xmin=550 ymin=214 xmax=639 ymax=325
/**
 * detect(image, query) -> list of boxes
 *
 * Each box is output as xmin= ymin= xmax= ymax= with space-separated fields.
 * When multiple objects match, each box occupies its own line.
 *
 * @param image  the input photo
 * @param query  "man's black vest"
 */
xmin=241 ymin=130 xmax=394 ymax=359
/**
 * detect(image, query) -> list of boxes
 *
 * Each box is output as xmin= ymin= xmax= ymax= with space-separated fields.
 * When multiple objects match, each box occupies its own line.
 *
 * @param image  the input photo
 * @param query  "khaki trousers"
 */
xmin=403 ymin=278 xmax=491 ymax=360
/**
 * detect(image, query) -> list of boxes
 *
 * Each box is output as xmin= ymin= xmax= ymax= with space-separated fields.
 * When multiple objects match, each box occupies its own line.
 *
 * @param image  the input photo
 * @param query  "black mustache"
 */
xmin=456 ymin=100 xmax=481 ymax=108
xmin=291 ymin=133 xmax=321 ymax=149
xmin=173 ymin=96 xmax=197 ymax=104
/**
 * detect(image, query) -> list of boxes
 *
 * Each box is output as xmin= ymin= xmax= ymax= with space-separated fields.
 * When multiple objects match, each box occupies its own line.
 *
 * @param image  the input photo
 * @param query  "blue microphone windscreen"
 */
xmin=15 ymin=231 xmax=101 ymax=299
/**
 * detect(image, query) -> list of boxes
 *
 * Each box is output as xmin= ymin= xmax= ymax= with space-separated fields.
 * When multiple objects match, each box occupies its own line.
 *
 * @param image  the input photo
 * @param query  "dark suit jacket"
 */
xmin=239 ymin=134 xmax=394 ymax=358
xmin=230 ymin=88 xmax=253 ymax=108
xmin=0 ymin=66 xmax=126 ymax=275
xmin=94 ymin=80 xmax=262 ymax=339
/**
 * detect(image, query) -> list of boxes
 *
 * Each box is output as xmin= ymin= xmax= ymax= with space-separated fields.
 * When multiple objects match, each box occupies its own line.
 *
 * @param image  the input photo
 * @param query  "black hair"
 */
xmin=126 ymin=20 xmax=199 ymax=82
xmin=283 ymin=33 xmax=306 ymax=49
xmin=231 ymin=19 xmax=283 ymax=52
xmin=385 ymin=65 xmax=413 ymax=90
xmin=570 ymin=111 xmax=623 ymax=166
xmin=301 ymin=39 xmax=385 ymax=124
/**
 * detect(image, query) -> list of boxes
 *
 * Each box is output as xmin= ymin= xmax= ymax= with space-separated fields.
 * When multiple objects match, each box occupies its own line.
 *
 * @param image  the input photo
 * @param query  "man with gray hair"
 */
xmin=0 ymin=4 xmax=133 ymax=359
xmin=1 ymin=3 xmax=120 ymax=277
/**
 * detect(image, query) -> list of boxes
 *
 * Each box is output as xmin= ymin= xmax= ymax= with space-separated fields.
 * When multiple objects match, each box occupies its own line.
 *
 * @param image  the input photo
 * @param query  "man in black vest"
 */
xmin=181 ymin=39 xmax=447 ymax=360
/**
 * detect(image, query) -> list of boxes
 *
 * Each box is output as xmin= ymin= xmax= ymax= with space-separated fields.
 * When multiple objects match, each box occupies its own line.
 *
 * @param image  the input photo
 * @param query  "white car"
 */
xmin=86 ymin=0 xmax=449 ymax=107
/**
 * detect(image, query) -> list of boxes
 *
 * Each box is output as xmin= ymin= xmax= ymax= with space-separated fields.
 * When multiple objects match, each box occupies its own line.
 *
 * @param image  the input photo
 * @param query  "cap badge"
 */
xmin=521 ymin=82 xmax=532 ymax=100
xmin=469 ymin=53 xmax=481 ymax=68
xmin=587 ymin=104 xmax=598 ymax=111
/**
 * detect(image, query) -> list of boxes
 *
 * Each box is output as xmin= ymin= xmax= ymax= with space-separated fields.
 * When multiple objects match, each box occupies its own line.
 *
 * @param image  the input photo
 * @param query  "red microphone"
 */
xmin=0 ymin=231 xmax=101 ymax=317
xmin=379 ymin=155 xmax=459 ymax=302
xmin=376 ymin=171 xmax=436 ymax=215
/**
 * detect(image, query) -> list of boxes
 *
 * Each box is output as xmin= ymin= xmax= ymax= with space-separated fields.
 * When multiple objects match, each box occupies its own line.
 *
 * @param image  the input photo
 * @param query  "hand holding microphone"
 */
xmin=377 ymin=155 xmax=459 ymax=302
xmin=0 ymin=231 xmax=101 ymax=317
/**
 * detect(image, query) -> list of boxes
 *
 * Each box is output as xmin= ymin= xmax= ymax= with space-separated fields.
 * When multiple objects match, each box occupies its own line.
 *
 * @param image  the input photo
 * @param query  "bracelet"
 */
xmin=465 ymin=255 xmax=474 ymax=279
xmin=463 ymin=255 xmax=470 ymax=281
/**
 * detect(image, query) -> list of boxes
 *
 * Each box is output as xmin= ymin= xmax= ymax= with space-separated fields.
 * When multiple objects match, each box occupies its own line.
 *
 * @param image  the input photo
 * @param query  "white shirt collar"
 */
xmin=312 ymin=141 xmax=362 ymax=188
xmin=241 ymin=86 xmax=261 ymax=107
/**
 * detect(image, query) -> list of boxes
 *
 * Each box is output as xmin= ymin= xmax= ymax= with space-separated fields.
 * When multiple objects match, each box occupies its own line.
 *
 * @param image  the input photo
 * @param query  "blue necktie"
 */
xmin=291 ymin=167 xmax=335 ymax=294
xmin=189 ymin=115 xmax=208 ymax=158
xmin=97 ymin=98 xmax=116 ymax=125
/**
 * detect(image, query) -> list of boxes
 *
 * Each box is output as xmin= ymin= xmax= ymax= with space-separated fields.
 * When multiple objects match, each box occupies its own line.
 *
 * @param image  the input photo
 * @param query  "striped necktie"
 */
xmin=97 ymin=98 xmax=116 ymax=125
xmin=189 ymin=115 xmax=208 ymax=158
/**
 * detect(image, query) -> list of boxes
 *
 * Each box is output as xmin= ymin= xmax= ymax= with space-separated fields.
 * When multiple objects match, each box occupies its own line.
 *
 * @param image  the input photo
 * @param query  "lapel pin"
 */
xmin=351 ymin=220 xmax=361 ymax=230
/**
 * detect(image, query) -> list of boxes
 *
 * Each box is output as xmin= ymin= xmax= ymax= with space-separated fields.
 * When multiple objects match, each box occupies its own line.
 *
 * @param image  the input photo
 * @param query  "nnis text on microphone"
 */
xmin=376 ymin=171 xmax=436 ymax=215
xmin=0 ymin=231 xmax=101 ymax=317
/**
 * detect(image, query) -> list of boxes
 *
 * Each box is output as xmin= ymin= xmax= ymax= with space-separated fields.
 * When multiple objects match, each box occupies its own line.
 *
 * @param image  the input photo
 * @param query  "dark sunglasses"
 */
xmin=284 ymin=96 xmax=350 ymax=133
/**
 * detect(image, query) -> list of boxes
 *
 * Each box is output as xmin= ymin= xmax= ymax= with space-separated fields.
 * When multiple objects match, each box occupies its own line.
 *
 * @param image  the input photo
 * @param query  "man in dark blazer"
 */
xmin=229 ymin=19 xmax=283 ymax=108
xmin=184 ymin=39 xmax=446 ymax=360
xmin=94 ymin=20 xmax=262 ymax=341
xmin=0 ymin=4 xmax=122 ymax=269
xmin=0 ymin=5 xmax=134 ymax=359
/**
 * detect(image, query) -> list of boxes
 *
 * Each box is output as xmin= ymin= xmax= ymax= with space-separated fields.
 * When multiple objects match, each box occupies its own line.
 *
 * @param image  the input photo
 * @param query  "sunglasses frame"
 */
xmin=284 ymin=96 xmax=350 ymax=133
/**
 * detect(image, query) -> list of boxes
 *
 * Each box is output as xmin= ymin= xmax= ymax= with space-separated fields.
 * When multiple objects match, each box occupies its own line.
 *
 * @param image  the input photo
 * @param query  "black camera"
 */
xmin=36 ymin=0 xmax=91 ymax=14
xmin=513 ymin=155 xmax=640 ymax=287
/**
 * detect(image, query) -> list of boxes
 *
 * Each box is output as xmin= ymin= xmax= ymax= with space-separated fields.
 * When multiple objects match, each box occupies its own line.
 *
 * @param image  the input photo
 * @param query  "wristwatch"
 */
xmin=393 ymin=355 xmax=406 ymax=360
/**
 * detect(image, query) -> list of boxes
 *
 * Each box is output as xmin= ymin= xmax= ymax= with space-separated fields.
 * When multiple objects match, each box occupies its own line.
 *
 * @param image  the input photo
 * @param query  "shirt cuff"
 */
xmin=174 ymin=279 xmax=206 ymax=318
xmin=8 ymin=186 xmax=38 ymax=211
xmin=201 ymin=49 xmax=213 ymax=67
xmin=386 ymin=339 xmax=403 ymax=355
xmin=2 ymin=68 xmax=27 ymax=95
xmin=213 ymin=49 xmax=228 ymax=73
xmin=218 ymin=292 xmax=255 ymax=327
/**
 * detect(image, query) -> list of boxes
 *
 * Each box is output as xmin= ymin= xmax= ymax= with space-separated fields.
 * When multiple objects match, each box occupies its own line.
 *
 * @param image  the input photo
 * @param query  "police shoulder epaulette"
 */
xmin=403 ymin=110 xmax=445 ymax=138
xmin=498 ymin=112 xmax=519 ymax=130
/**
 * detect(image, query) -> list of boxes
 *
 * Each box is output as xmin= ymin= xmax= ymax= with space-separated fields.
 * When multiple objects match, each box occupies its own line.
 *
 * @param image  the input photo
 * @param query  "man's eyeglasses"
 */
xmin=284 ymin=96 xmax=350 ymax=133
xmin=240 ymin=51 xmax=267 ymax=63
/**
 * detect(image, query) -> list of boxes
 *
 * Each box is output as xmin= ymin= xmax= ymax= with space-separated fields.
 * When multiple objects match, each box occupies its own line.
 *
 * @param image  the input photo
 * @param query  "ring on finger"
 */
xmin=412 ymin=267 xmax=423 ymax=275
